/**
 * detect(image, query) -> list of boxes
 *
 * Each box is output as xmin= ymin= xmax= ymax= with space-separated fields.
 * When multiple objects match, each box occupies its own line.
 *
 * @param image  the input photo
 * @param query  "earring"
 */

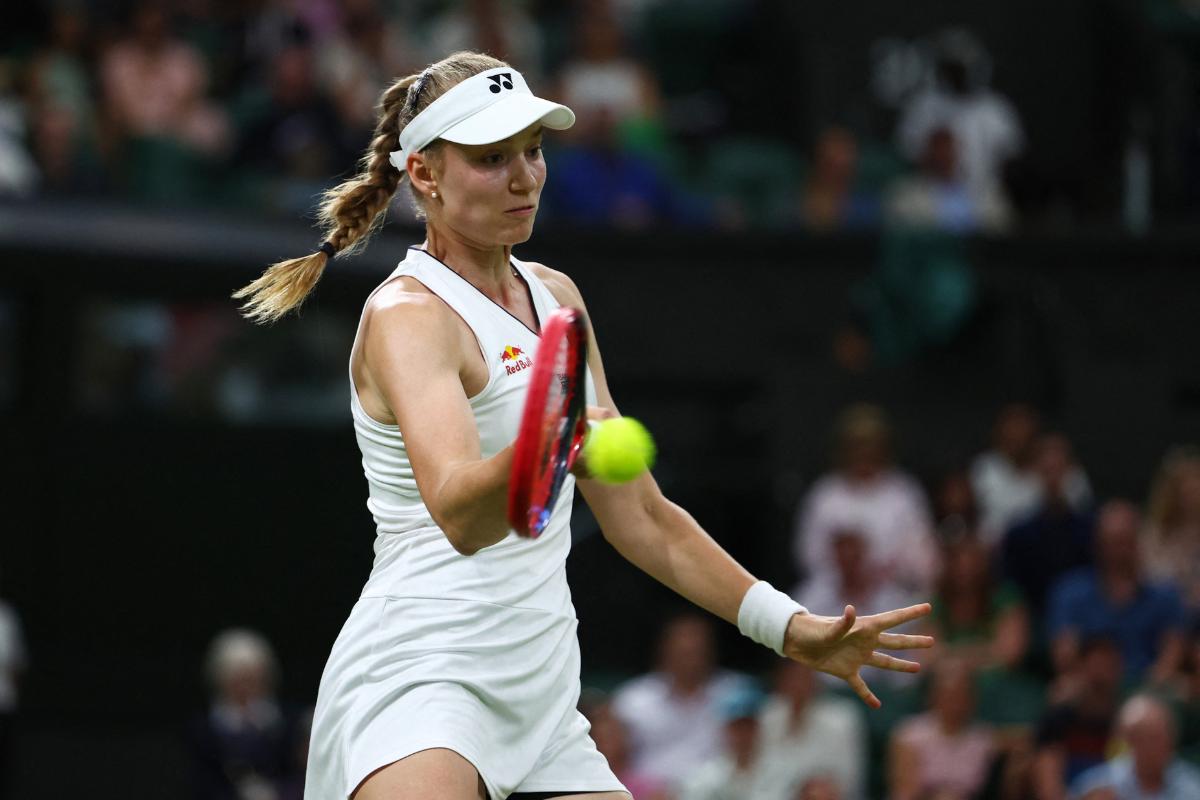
xmin=431 ymin=190 xmax=439 ymax=199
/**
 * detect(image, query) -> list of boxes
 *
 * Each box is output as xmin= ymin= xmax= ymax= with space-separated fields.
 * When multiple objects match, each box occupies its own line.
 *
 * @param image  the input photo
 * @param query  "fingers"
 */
xmin=868 ymin=651 xmax=922 ymax=673
xmin=866 ymin=603 xmax=932 ymax=631
xmin=877 ymin=632 xmax=936 ymax=650
xmin=825 ymin=605 xmax=856 ymax=642
xmin=585 ymin=406 xmax=617 ymax=423
xmin=847 ymin=672 xmax=880 ymax=709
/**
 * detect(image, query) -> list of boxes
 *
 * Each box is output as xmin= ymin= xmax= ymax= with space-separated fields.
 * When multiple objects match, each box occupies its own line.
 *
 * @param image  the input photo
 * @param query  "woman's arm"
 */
xmin=531 ymin=264 xmax=933 ymax=705
xmin=361 ymin=284 xmax=512 ymax=554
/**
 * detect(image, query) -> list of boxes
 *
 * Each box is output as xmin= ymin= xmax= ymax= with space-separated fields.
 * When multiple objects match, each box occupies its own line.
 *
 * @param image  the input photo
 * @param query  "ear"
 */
xmin=407 ymin=150 xmax=438 ymax=199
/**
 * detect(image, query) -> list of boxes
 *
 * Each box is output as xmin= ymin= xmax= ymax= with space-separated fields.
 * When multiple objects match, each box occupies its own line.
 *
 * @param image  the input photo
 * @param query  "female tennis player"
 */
xmin=234 ymin=51 xmax=933 ymax=800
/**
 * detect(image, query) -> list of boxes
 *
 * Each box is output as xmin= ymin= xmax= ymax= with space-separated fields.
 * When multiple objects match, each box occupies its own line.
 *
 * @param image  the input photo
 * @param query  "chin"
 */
xmin=501 ymin=220 xmax=537 ymax=245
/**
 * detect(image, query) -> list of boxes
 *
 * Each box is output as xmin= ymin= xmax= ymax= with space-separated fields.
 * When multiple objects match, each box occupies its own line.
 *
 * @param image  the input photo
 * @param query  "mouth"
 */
xmin=505 ymin=205 xmax=536 ymax=216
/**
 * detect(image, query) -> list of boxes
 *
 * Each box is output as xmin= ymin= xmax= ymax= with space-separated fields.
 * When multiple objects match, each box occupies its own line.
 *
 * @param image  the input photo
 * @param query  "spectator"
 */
xmin=678 ymin=683 xmax=781 ymax=800
xmin=933 ymin=468 xmax=981 ymax=543
xmin=580 ymin=694 xmax=668 ymax=800
xmin=100 ymin=1 xmax=229 ymax=159
xmin=425 ymin=0 xmax=544 ymax=81
xmin=0 ymin=586 xmax=27 ymax=800
xmin=1034 ymin=636 xmax=1125 ymax=800
xmin=189 ymin=628 xmax=299 ymax=800
xmin=1001 ymin=433 xmax=1096 ymax=621
xmin=799 ymin=126 xmax=880 ymax=231
xmin=315 ymin=0 xmax=419 ymax=138
xmin=25 ymin=4 xmax=103 ymax=195
xmin=889 ymin=658 xmax=996 ymax=800
xmin=1166 ymin=627 xmax=1200 ymax=768
xmin=929 ymin=532 xmax=1029 ymax=673
xmin=540 ymin=3 xmax=683 ymax=229
xmin=0 ymin=64 xmax=38 ymax=197
xmin=1047 ymin=500 xmax=1186 ymax=686
xmin=233 ymin=35 xmax=354 ymax=210
xmin=1070 ymin=694 xmax=1200 ymax=799
xmin=612 ymin=614 xmax=749 ymax=790
xmin=556 ymin=0 xmax=661 ymax=133
xmin=885 ymin=125 xmax=1012 ymax=233
xmin=757 ymin=661 xmax=866 ymax=800
xmin=973 ymin=406 xmax=1092 ymax=545
xmin=793 ymin=403 xmax=938 ymax=596
xmin=1143 ymin=446 xmax=1200 ymax=610
xmin=896 ymin=28 xmax=1023 ymax=214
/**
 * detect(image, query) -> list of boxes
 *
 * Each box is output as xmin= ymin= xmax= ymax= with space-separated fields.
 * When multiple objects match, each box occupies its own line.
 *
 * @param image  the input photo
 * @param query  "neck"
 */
xmin=1135 ymin=762 xmax=1165 ymax=792
xmin=424 ymin=224 xmax=514 ymax=299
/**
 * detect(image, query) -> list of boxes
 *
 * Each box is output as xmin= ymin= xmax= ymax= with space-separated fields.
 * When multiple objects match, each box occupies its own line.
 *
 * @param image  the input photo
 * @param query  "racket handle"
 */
xmin=565 ymin=416 xmax=589 ymax=470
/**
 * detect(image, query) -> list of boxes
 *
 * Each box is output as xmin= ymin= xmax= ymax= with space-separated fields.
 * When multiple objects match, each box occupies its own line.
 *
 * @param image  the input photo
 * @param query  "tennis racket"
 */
xmin=507 ymin=306 xmax=589 ymax=538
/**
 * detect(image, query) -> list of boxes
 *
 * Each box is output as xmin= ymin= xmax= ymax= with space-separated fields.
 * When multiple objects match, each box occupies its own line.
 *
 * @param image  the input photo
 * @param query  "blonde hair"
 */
xmin=1147 ymin=445 xmax=1200 ymax=533
xmin=233 ymin=51 xmax=510 ymax=323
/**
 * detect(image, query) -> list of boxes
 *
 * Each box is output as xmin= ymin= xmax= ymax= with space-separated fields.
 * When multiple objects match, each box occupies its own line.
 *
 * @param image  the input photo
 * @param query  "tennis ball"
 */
xmin=583 ymin=416 xmax=657 ymax=484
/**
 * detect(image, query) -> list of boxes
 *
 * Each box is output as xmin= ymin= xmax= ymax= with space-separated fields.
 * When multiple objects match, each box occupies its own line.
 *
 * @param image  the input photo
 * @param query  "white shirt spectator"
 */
xmin=757 ymin=694 xmax=867 ymax=800
xmin=1069 ymin=755 xmax=1200 ymax=800
xmin=678 ymin=750 xmax=788 ymax=800
xmin=794 ymin=470 xmax=937 ymax=593
xmin=0 ymin=600 xmax=27 ymax=713
xmin=897 ymin=88 xmax=1023 ymax=199
xmin=612 ymin=670 xmax=748 ymax=789
xmin=559 ymin=60 xmax=648 ymax=123
xmin=971 ymin=450 xmax=1092 ymax=544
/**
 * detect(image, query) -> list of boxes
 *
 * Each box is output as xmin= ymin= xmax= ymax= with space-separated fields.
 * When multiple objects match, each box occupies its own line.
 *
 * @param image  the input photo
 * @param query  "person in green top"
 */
xmin=930 ymin=532 xmax=1029 ymax=671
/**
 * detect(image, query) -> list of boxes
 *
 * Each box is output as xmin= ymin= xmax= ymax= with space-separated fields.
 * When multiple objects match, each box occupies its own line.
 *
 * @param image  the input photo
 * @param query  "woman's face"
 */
xmin=428 ymin=124 xmax=546 ymax=248
xmin=1175 ymin=461 xmax=1200 ymax=519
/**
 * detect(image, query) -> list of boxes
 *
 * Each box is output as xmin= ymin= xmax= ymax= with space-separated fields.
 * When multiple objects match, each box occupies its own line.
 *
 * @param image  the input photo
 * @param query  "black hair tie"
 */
xmin=317 ymin=241 xmax=337 ymax=258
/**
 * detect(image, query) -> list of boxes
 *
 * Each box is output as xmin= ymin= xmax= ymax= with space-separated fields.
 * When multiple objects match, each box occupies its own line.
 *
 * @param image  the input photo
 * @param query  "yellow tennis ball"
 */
xmin=583 ymin=416 xmax=657 ymax=484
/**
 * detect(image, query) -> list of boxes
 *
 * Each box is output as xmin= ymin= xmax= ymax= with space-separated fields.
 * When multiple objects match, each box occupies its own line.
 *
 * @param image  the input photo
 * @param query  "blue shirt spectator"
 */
xmin=1000 ymin=433 xmax=1095 ymax=619
xmin=1047 ymin=502 xmax=1187 ymax=684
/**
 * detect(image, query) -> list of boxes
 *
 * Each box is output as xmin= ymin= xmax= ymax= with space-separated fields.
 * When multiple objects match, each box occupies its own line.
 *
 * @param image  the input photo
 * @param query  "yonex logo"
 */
xmin=487 ymin=73 xmax=515 ymax=93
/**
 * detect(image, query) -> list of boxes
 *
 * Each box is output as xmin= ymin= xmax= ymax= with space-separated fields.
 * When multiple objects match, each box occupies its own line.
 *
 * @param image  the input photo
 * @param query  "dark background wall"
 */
xmin=1 ymin=202 xmax=1198 ymax=796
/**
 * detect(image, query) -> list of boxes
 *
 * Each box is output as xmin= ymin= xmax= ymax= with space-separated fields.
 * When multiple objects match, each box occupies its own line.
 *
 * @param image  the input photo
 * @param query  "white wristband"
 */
xmin=737 ymin=581 xmax=806 ymax=656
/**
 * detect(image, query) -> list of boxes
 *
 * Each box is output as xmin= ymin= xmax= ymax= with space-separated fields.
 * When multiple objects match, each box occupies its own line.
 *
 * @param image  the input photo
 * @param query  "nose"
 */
xmin=509 ymin=157 xmax=539 ymax=194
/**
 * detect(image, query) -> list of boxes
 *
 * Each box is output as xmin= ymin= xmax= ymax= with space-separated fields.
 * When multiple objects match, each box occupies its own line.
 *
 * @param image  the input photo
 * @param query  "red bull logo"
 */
xmin=501 ymin=345 xmax=532 ymax=375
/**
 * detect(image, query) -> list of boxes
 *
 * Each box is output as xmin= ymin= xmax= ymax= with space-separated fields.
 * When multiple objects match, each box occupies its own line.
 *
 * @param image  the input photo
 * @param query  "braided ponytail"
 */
xmin=233 ymin=51 xmax=509 ymax=323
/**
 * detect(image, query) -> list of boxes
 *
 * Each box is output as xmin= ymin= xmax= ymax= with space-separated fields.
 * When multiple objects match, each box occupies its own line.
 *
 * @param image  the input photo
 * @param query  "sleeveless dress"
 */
xmin=303 ymin=247 xmax=625 ymax=800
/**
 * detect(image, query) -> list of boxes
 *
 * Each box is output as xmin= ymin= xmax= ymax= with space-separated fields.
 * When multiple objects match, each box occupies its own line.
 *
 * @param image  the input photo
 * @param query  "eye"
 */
xmin=482 ymin=152 xmax=505 ymax=165
xmin=528 ymin=144 xmax=543 ymax=158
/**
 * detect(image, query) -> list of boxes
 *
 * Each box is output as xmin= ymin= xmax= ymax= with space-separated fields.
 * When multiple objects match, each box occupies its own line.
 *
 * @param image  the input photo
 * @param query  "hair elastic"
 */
xmin=317 ymin=241 xmax=337 ymax=258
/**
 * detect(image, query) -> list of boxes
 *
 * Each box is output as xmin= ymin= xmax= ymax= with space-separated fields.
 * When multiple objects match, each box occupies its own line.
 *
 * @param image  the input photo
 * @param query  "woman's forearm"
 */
xmin=431 ymin=446 xmax=515 ymax=555
xmin=601 ymin=494 xmax=757 ymax=625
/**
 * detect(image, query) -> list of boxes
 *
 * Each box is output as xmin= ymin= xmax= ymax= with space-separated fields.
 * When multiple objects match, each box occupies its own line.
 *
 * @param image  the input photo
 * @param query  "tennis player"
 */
xmin=234 ymin=51 xmax=933 ymax=800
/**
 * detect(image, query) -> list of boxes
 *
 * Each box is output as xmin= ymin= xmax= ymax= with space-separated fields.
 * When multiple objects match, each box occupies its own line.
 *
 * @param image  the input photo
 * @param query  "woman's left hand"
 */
xmin=783 ymin=603 xmax=934 ymax=708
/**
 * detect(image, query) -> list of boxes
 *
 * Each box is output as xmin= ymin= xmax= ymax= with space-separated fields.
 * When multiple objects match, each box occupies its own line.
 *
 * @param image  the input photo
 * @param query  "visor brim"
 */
xmin=439 ymin=95 xmax=575 ymax=147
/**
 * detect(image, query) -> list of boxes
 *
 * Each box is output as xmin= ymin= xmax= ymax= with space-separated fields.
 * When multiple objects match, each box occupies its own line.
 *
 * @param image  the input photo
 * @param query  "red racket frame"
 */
xmin=507 ymin=307 xmax=589 ymax=538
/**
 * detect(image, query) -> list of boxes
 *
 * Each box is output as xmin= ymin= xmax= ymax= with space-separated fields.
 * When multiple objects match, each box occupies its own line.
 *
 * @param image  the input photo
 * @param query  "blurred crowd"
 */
xmin=589 ymin=405 xmax=1200 ymax=800
xmin=104 ymin=402 xmax=1200 ymax=800
xmin=0 ymin=0 xmax=1032 ymax=234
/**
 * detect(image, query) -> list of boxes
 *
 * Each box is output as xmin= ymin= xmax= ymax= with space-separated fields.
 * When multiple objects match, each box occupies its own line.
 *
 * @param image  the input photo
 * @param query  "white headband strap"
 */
xmin=388 ymin=67 xmax=532 ymax=170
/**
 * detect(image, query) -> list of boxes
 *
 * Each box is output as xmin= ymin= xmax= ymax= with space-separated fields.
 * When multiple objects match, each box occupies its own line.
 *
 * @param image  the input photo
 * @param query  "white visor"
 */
xmin=389 ymin=67 xmax=575 ymax=170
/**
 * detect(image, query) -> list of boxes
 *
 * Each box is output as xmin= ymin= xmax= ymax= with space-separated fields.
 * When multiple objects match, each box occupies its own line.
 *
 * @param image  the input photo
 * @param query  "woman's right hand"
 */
xmin=570 ymin=406 xmax=618 ymax=479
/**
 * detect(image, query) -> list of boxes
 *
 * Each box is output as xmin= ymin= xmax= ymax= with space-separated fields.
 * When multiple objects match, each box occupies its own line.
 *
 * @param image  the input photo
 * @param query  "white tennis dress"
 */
xmin=304 ymin=246 xmax=624 ymax=800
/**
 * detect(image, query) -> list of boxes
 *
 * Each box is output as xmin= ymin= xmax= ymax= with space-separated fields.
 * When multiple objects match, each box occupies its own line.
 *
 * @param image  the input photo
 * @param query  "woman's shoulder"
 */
xmin=361 ymin=276 xmax=460 ymax=345
xmin=522 ymin=260 xmax=584 ymax=308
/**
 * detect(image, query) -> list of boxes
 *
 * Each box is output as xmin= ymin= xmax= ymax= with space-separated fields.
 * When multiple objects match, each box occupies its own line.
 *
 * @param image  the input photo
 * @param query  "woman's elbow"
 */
xmin=437 ymin=513 xmax=507 ymax=556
